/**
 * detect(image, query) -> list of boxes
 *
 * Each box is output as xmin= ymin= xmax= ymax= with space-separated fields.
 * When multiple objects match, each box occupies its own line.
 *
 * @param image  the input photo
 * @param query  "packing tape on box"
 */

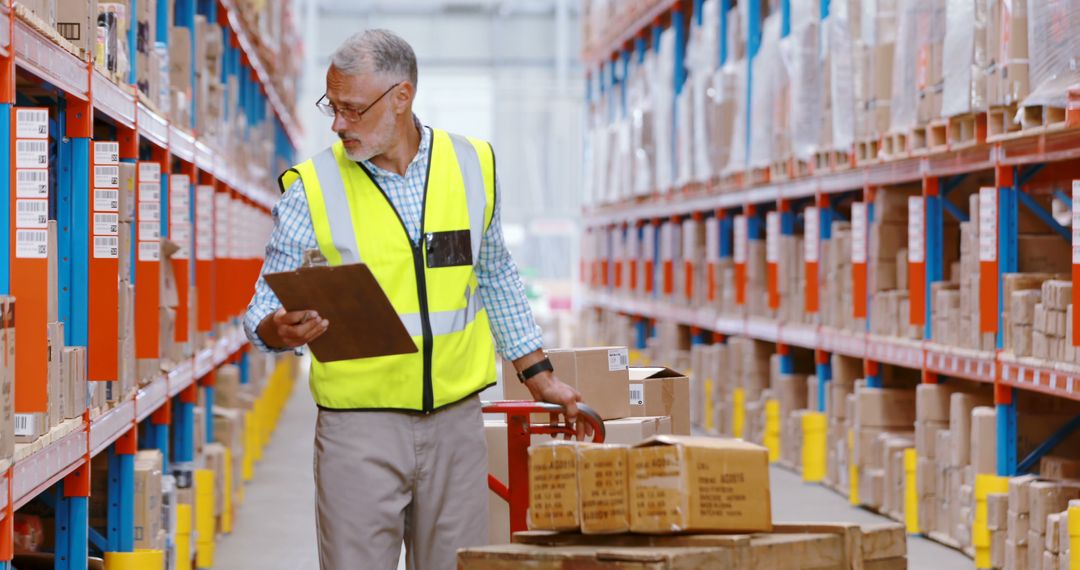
xmin=764 ymin=399 xmax=780 ymax=463
xmin=904 ymin=448 xmax=918 ymax=535
xmin=733 ymin=388 xmax=745 ymax=439
xmin=801 ymin=412 xmax=827 ymax=483
xmin=103 ymin=549 xmax=164 ymax=569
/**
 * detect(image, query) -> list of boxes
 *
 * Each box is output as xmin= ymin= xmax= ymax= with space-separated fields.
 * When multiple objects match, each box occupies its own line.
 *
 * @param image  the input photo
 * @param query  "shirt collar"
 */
xmin=361 ymin=115 xmax=430 ymax=177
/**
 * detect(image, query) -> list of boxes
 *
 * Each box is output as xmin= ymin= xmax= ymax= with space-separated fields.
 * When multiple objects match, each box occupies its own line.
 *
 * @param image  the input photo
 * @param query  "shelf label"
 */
xmin=15 ymin=108 xmax=48 ymax=139
xmin=138 ymin=182 xmax=161 ymax=203
xmin=705 ymin=217 xmax=719 ymax=262
xmin=15 ymin=229 xmax=48 ymax=258
xmin=93 ymin=213 xmax=119 ymax=236
xmin=734 ymin=215 xmax=748 ymax=264
xmin=94 ymin=189 xmax=119 ymax=212
xmin=138 ymin=202 xmax=161 ymax=223
xmin=172 ymin=224 xmax=191 ymax=260
xmin=908 ymin=196 xmax=925 ymax=263
xmin=682 ymin=219 xmax=696 ymax=261
xmin=659 ymin=222 xmax=673 ymax=261
xmin=1073 ymin=181 xmax=1080 ymax=264
xmin=138 ymin=221 xmax=161 ymax=241
xmin=804 ymin=207 xmax=819 ymax=263
xmin=979 ymin=187 xmax=997 ymax=262
xmin=137 ymin=241 xmax=160 ymax=261
xmin=15 ymin=199 xmax=48 ymax=229
xmin=93 ymin=142 xmax=120 ymax=165
xmin=94 ymin=165 xmax=119 ymax=189
xmin=93 ymin=236 xmax=119 ymax=259
xmin=15 ymin=170 xmax=48 ymax=198
xmin=851 ymin=202 xmax=867 ymax=263
xmin=766 ymin=211 xmax=780 ymax=263
xmin=16 ymin=140 xmax=48 ymax=168
xmin=642 ymin=225 xmax=655 ymax=261
xmin=138 ymin=162 xmax=161 ymax=183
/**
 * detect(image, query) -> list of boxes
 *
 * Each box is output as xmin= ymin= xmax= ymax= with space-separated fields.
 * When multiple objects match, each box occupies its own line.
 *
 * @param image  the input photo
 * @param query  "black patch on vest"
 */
xmin=425 ymin=230 xmax=473 ymax=268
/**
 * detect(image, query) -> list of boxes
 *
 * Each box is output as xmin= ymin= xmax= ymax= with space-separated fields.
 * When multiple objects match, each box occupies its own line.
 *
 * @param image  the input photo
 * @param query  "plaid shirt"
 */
xmin=243 ymin=124 xmax=544 ymax=361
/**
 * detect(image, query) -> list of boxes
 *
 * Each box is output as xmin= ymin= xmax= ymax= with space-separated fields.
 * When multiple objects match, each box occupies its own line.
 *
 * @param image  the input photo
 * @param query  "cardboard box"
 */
xmin=971 ymin=407 xmax=997 ymax=474
xmin=854 ymin=387 xmax=916 ymax=428
xmin=134 ymin=449 xmax=163 ymax=550
xmin=1041 ymin=456 xmax=1080 ymax=481
xmin=576 ymin=444 xmax=630 ymax=534
xmin=0 ymin=298 xmax=14 ymax=459
xmin=916 ymin=384 xmax=957 ymax=423
xmin=629 ymin=436 xmax=771 ymax=534
xmin=1031 ymin=481 xmax=1080 ymax=533
xmin=628 ymin=367 xmax=690 ymax=435
xmin=527 ymin=441 xmax=579 ymax=531
xmin=503 ymin=347 xmax=631 ymax=420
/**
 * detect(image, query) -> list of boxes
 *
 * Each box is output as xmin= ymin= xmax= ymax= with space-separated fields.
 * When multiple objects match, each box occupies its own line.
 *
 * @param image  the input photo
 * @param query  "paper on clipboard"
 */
xmin=263 ymin=263 xmax=418 ymax=362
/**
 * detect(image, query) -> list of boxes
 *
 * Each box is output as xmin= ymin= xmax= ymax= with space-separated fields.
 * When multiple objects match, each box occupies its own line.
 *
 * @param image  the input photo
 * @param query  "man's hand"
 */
xmin=523 ymin=372 xmax=594 ymax=441
xmin=257 ymin=308 xmax=330 ymax=350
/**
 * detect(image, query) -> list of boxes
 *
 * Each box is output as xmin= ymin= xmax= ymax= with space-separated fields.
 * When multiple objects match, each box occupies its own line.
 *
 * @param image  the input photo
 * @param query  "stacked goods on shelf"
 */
xmin=1003 ymin=273 xmax=1064 ymax=358
xmin=941 ymin=0 xmax=990 ymax=146
xmin=888 ymin=0 xmax=946 ymax=155
xmin=725 ymin=337 xmax=771 ymax=443
xmin=689 ymin=340 xmax=723 ymax=434
xmin=867 ymin=187 xmax=927 ymax=339
xmin=113 ymin=161 xmax=137 ymax=404
xmin=777 ymin=227 xmax=809 ymax=324
xmin=745 ymin=230 xmax=769 ymax=319
xmin=822 ymin=221 xmax=856 ymax=332
xmin=1032 ymin=280 xmax=1075 ymax=363
xmin=850 ymin=385 xmax=915 ymax=511
xmin=824 ymin=355 xmax=861 ymax=491
xmin=985 ymin=0 xmax=1029 ymax=137
xmin=852 ymin=0 xmax=895 ymax=160
xmin=1018 ymin=1 xmax=1079 ymax=131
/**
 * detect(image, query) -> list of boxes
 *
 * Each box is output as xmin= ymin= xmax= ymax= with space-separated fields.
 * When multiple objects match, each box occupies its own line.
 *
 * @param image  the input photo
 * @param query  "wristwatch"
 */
xmin=517 ymin=357 xmax=554 ymax=383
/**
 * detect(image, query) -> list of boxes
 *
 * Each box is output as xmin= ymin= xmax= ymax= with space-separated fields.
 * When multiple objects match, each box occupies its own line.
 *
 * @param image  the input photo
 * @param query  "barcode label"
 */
xmin=629 ymin=383 xmax=644 ymax=406
xmin=170 ymin=191 xmax=190 ymax=210
xmin=14 ymin=413 xmax=37 ymax=437
xmin=15 ymin=229 xmax=48 ymax=258
xmin=93 ymin=236 xmax=119 ymax=259
xmin=138 ymin=221 xmax=160 ymax=241
xmin=979 ymin=188 xmax=997 ymax=262
xmin=607 ymin=347 xmax=629 ymax=371
xmin=851 ymin=202 xmax=867 ymax=264
xmin=16 ymin=109 xmax=48 ymax=139
xmin=705 ymin=217 xmax=719 ymax=262
xmin=16 ymin=140 xmax=48 ymax=168
xmin=93 ymin=213 xmax=119 ymax=236
xmin=170 ymin=208 xmax=190 ymax=225
xmin=196 ymin=240 xmax=213 ymax=261
xmin=138 ymin=162 xmax=160 ymax=182
xmin=908 ymin=197 xmax=925 ymax=263
xmin=138 ymin=182 xmax=160 ymax=202
xmin=804 ymin=207 xmax=819 ymax=262
xmin=171 ymin=223 xmax=191 ymax=244
xmin=137 ymin=241 xmax=160 ymax=261
xmin=94 ymin=189 xmax=119 ymax=212
xmin=93 ymin=142 xmax=119 ymax=165
xmin=16 ymin=169 xmax=48 ymax=198
xmin=733 ymin=215 xmax=748 ymax=264
xmin=766 ymin=211 xmax=780 ymax=263
xmin=94 ymin=165 xmax=119 ymax=188
xmin=138 ymin=202 xmax=160 ymax=222
xmin=15 ymin=199 xmax=48 ymax=229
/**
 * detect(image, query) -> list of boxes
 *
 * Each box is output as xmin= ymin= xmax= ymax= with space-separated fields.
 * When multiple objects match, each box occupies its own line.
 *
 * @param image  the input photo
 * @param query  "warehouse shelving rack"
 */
xmin=0 ymin=0 xmax=298 ymax=566
xmin=582 ymin=0 xmax=1080 ymax=505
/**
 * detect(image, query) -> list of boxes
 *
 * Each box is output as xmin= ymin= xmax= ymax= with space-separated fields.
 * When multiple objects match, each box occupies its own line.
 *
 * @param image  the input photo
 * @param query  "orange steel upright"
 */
xmin=851 ymin=196 xmax=869 ymax=321
xmin=706 ymin=210 xmax=720 ymax=303
xmin=908 ymin=178 xmax=932 ymax=328
xmin=214 ymin=182 xmax=232 ymax=324
xmin=88 ymin=140 xmax=121 ymax=382
xmin=804 ymin=199 xmax=821 ymax=314
xmin=135 ymin=156 xmax=164 ymax=363
xmin=170 ymin=168 xmax=193 ymax=348
xmin=734 ymin=211 xmax=748 ymax=306
xmin=195 ymin=176 xmax=215 ymax=339
xmin=1073 ymin=180 xmax=1080 ymax=345
xmin=766 ymin=209 xmax=780 ymax=310
xmin=979 ymin=176 xmax=1003 ymax=334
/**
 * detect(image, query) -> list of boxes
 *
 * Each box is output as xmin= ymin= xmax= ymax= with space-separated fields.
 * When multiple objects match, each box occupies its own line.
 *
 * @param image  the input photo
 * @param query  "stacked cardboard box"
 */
xmin=851 ymin=386 xmax=915 ymax=510
xmin=825 ymin=355 xmax=861 ymax=490
xmin=1024 ymin=481 xmax=1080 ymax=570
xmin=1004 ymin=273 xmax=1060 ymax=357
xmin=914 ymin=384 xmax=956 ymax=532
xmin=1033 ymin=280 xmax=1073 ymax=363
xmin=777 ymin=233 xmax=809 ymax=325
xmin=746 ymin=237 xmax=769 ymax=319
xmin=726 ymin=337 xmax=771 ymax=444
xmin=822 ymin=221 xmax=857 ymax=332
xmin=135 ymin=450 xmax=165 ymax=551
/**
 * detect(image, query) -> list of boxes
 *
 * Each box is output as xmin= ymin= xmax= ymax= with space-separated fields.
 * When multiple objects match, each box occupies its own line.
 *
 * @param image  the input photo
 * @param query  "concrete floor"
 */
xmin=214 ymin=383 xmax=974 ymax=569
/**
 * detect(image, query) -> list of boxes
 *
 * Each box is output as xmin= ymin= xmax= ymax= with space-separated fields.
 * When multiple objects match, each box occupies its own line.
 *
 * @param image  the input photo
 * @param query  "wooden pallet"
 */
xmin=927 ymin=119 xmax=950 ymax=153
xmin=909 ymin=125 xmax=930 ymax=156
xmin=1020 ymin=104 xmax=1068 ymax=132
xmin=855 ymin=138 xmax=881 ymax=165
xmin=748 ymin=166 xmax=772 ymax=186
xmin=881 ymin=131 xmax=909 ymax=159
xmin=814 ymin=148 xmax=853 ymax=172
xmin=987 ymin=103 xmax=1022 ymax=140
xmin=944 ymin=112 xmax=986 ymax=149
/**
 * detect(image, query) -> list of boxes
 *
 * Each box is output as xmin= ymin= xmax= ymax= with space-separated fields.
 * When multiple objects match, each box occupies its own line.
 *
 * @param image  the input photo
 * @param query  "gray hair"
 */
xmin=331 ymin=30 xmax=418 ymax=87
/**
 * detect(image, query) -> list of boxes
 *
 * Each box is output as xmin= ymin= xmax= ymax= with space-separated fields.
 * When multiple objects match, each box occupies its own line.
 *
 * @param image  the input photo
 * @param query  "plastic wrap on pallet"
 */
xmin=942 ymin=0 xmax=989 ymax=117
xmin=675 ymin=86 xmax=694 ymax=187
xmin=1022 ymin=0 xmax=1080 ymax=109
xmin=726 ymin=59 xmax=748 ymax=174
xmin=749 ymin=14 xmax=781 ymax=168
xmin=707 ymin=63 xmax=738 ymax=177
xmin=652 ymin=29 xmax=676 ymax=193
xmin=630 ymin=53 xmax=655 ymax=197
xmin=889 ymin=0 xmax=920 ymax=132
xmin=827 ymin=4 xmax=856 ymax=150
xmin=689 ymin=0 xmax=721 ymax=183
xmin=787 ymin=0 xmax=823 ymax=161
xmin=613 ymin=117 xmax=633 ymax=202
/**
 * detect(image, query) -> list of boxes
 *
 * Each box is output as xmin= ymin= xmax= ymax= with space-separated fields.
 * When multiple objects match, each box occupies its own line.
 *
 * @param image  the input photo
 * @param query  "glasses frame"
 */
xmin=316 ymin=82 xmax=402 ymax=123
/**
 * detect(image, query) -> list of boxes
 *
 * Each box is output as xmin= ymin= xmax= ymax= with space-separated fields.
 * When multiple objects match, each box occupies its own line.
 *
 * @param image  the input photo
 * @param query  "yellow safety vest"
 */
xmin=278 ymin=128 xmax=498 ymax=411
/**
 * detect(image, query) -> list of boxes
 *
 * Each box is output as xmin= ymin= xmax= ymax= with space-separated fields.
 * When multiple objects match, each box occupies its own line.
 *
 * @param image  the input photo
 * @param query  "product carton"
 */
xmin=527 ymin=441 xmax=579 ymax=531
xmin=503 ymin=347 xmax=631 ymax=420
xmin=629 ymin=436 xmax=771 ymax=534
xmin=576 ymin=444 xmax=630 ymax=534
xmin=628 ymin=367 xmax=690 ymax=435
xmin=134 ymin=450 xmax=163 ymax=550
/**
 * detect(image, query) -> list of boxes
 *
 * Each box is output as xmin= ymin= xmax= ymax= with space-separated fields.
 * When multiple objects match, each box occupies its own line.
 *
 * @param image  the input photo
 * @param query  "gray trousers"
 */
xmin=314 ymin=396 xmax=490 ymax=570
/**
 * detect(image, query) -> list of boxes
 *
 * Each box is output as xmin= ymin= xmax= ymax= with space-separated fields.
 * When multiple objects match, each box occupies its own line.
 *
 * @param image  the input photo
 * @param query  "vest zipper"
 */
xmin=412 ymin=242 xmax=435 ymax=412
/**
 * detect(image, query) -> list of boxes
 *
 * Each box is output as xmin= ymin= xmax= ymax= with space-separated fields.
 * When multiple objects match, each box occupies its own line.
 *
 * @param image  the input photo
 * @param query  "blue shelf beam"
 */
xmin=1017 ymin=191 xmax=1070 ymax=241
xmin=1017 ymin=411 xmax=1080 ymax=474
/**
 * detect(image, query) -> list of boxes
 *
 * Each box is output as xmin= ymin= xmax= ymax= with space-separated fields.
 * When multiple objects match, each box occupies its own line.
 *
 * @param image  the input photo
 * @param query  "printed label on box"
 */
xmin=93 ymin=142 xmax=120 ymax=165
xmin=608 ymin=348 xmax=629 ymax=371
xmin=93 ymin=213 xmax=119 ymax=236
xmin=94 ymin=165 xmax=120 ymax=188
xmin=16 ymin=169 xmax=48 ymax=198
xmin=852 ymin=202 xmax=867 ymax=263
xmin=138 ymin=182 xmax=161 ymax=203
xmin=15 ymin=108 xmax=48 ymax=139
xmin=734 ymin=215 xmax=748 ymax=264
xmin=15 ymin=229 xmax=48 ymax=258
xmin=138 ymin=162 xmax=161 ymax=182
xmin=15 ymin=199 xmax=48 ymax=229
xmin=138 ymin=221 xmax=161 ymax=241
xmin=766 ymin=211 xmax=780 ymax=263
xmin=93 ymin=236 xmax=119 ymax=259
xmin=14 ymin=413 xmax=37 ymax=437
xmin=979 ymin=188 xmax=997 ymax=262
xmin=137 ymin=242 xmax=160 ymax=261
xmin=908 ymin=196 xmax=925 ymax=263
xmin=94 ymin=189 xmax=119 ymax=212
xmin=629 ymin=383 xmax=644 ymax=406
xmin=16 ymin=140 xmax=49 ymax=168
xmin=138 ymin=202 xmax=161 ymax=222
xmin=804 ymin=207 xmax=819 ymax=262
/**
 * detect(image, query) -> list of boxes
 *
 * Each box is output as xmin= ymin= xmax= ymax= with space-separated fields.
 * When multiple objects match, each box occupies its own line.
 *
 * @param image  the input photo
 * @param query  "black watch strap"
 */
xmin=517 ymin=358 xmax=554 ymax=383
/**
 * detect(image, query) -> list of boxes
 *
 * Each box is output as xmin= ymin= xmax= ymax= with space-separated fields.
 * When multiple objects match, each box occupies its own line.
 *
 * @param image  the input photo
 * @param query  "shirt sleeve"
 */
xmin=243 ymin=179 xmax=319 ymax=352
xmin=475 ymin=176 xmax=545 ymax=361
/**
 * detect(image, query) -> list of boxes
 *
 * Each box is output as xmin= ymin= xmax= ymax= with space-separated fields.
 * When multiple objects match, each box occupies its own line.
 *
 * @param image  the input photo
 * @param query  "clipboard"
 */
xmin=263 ymin=263 xmax=418 ymax=362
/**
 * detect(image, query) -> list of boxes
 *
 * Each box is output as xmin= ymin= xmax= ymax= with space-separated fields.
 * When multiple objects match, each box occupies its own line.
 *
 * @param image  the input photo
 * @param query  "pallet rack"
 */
xmin=0 ymin=0 xmax=299 ymax=566
xmin=582 ymin=0 xmax=1080 ymax=510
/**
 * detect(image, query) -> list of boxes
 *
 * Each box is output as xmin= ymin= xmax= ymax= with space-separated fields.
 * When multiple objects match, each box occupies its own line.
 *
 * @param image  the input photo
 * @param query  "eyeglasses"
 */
xmin=316 ymin=82 xmax=401 ymax=123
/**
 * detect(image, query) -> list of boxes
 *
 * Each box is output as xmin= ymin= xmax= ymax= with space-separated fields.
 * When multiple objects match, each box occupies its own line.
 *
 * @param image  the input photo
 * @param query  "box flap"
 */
xmin=635 ymin=434 xmax=768 ymax=452
xmin=629 ymin=366 xmax=687 ymax=380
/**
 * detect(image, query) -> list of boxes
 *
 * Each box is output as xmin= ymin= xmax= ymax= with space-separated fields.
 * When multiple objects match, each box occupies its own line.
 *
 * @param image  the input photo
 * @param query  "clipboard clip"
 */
xmin=302 ymin=249 xmax=329 ymax=268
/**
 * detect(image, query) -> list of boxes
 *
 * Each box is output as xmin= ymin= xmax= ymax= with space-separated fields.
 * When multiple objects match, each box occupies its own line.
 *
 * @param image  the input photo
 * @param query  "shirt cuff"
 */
xmin=498 ymin=324 xmax=545 ymax=362
xmin=244 ymin=304 xmax=290 ymax=354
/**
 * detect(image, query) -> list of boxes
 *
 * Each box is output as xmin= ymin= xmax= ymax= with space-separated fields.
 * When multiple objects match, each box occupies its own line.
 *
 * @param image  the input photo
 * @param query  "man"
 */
xmin=244 ymin=30 xmax=587 ymax=569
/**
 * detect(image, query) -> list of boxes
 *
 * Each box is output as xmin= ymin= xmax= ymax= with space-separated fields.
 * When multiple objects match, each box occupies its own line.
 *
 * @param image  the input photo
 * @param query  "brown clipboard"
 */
xmin=263 ymin=263 xmax=418 ymax=362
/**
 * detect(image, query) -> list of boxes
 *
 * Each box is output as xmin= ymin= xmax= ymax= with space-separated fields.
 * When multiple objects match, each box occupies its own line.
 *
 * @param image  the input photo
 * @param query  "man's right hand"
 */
xmin=257 ymin=308 xmax=330 ymax=350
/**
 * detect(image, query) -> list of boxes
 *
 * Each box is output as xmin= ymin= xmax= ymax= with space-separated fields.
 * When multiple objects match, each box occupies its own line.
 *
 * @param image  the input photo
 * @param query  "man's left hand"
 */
xmin=524 ymin=372 xmax=595 ymax=440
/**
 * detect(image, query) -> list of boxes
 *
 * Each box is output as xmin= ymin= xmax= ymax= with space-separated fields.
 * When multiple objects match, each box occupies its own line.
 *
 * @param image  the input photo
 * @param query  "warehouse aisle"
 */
xmin=216 ymin=380 xmax=972 ymax=569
